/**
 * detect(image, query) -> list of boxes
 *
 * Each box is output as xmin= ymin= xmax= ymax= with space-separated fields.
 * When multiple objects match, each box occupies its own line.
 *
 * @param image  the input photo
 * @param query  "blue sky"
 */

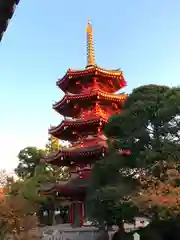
xmin=0 ymin=0 xmax=180 ymax=171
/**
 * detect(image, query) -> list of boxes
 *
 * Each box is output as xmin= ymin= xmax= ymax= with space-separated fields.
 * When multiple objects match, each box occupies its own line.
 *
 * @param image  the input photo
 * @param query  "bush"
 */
xmin=0 ymin=195 xmax=40 ymax=239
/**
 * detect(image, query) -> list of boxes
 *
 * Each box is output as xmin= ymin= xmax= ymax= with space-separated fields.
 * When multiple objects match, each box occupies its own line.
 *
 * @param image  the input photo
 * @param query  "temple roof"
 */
xmin=40 ymin=177 xmax=89 ymax=200
xmin=59 ymin=66 xmax=124 ymax=80
xmin=0 ymin=0 xmax=20 ymax=42
xmin=41 ymin=177 xmax=89 ymax=194
xmin=41 ymin=172 xmax=138 ymax=199
xmin=56 ymin=66 xmax=126 ymax=93
xmin=55 ymin=20 xmax=126 ymax=94
xmin=53 ymin=90 xmax=127 ymax=111
xmin=41 ymin=143 xmax=107 ymax=166
xmin=49 ymin=116 xmax=107 ymax=140
xmin=50 ymin=116 xmax=107 ymax=129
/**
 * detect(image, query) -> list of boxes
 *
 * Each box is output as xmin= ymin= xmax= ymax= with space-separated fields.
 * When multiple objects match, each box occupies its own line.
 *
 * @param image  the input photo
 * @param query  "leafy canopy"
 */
xmin=87 ymin=84 xmax=180 ymax=225
xmin=15 ymin=147 xmax=45 ymax=179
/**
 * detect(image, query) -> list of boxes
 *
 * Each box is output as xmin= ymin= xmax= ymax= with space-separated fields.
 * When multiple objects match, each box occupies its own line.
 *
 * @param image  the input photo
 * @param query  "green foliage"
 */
xmin=105 ymin=85 xmax=180 ymax=169
xmin=44 ymin=135 xmax=70 ymax=182
xmin=13 ymin=135 xmax=70 ymax=226
xmin=134 ymin=217 xmax=180 ymax=240
xmin=15 ymin=147 xmax=45 ymax=179
xmin=45 ymin=135 xmax=59 ymax=154
xmin=87 ymin=84 xmax=180 ymax=226
xmin=18 ymin=162 xmax=69 ymax=206
xmin=86 ymin=153 xmax=139 ymax=226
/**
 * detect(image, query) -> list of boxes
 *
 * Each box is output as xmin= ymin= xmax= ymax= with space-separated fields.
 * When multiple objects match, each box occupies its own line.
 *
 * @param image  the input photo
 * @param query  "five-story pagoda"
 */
xmin=41 ymin=19 xmax=127 ymax=226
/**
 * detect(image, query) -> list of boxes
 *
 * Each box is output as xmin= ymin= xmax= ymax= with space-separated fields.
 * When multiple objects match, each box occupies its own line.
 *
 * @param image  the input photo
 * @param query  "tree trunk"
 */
xmin=112 ymin=220 xmax=125 ymax=240
xmin=52 ymin=210 xmax=56 ymax=225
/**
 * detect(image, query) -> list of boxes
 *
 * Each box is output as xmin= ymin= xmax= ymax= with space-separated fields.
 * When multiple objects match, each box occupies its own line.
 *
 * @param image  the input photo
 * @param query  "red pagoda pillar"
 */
xmin=69 ymin=201 xmax=84 ymax=226
xmin=41 ymin=19 xmax=127 ymax=227
xmin=79 ymin=202 xmax=85 ymax=226
xmin=69 ymin=203 xmax=74 ymax=225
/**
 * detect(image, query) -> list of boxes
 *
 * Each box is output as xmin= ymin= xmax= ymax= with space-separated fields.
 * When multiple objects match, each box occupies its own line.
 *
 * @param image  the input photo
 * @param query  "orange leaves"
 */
xmin=133 ymin=169 xmax=180 ymax=218
xmin=0 ymin=195 xmax=38 ymax=239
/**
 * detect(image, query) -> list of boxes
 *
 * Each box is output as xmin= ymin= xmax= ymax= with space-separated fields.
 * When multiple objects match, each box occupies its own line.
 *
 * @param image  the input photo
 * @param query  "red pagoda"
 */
xmin=41 ymin=19 xmax=127 ymax=226
xmin=0 ymin=0 xmax=20 ymax=42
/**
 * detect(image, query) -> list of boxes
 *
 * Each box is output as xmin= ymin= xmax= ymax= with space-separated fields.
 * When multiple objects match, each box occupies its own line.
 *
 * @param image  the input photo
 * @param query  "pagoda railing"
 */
xmin=63 ymin=114 xmax=108 ymax=121
xmin=82 ymin=108 xmax=108 ymax=120
xmin=64 ymin=116 xmax=77 ymax=121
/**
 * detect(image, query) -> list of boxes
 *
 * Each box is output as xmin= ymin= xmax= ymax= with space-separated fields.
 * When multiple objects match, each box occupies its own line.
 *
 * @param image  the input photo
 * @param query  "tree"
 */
xmin=0 ymin=170 xmax=39 ymax=240
xmin=105 ymin=85 xmax=180 ymax=218
xmin=0 ymin=169 xmax=14 ymax=188
xmin=0 ymin=196 xmax=39 ymax=239
xmin=15 ymin=147 xmax=45 ymax=179
xmin=86 ymin=152 xmax=139 ymax=230
xmin=105 ymin=85 xmax=180 ymax=172
xmin=0 ymin=169 xmax=8 ymax=188
xmin=87 ymin=85 xmax=180 ymax=230
xmin=45 ymin=135 xmax=59 ymax=154
xmin=14 ymin=136 xmax=70 ymax=225
xmin=42 ymin=135 xmax=70 ymax=224
xmin=44 ymin=135 xmax=69 ymax=180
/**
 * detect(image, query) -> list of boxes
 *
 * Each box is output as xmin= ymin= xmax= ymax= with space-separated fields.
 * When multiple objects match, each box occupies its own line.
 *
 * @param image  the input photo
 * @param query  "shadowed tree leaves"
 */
xmin=87 ymin=84 xmax=180 ymax=226
xmin=15 ymin=147 xmax=45 ymax=179
xmin=105 ymin=85 xmax=180 ymax=172
xmin=105 ymin=85 xmax=180 ymax=219
xmin=13 ymin=136 xmax=70 ymax=227
xmin=86 ymin=153 xmax=139 ymax=226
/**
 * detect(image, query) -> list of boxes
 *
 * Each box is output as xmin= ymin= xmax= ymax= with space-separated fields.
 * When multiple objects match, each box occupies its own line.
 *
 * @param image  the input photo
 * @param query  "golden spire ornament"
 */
xmin=86 ymin=18 xmax=95 ymax=67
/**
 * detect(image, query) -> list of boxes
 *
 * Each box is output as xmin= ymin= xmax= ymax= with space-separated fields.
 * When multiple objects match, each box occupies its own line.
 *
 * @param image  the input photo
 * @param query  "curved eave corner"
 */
xmin=56 ymin=66 xmax=127 ymax=91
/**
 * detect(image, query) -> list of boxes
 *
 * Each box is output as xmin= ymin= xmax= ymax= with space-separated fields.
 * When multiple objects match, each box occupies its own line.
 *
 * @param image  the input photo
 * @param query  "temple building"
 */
xmin=41 ymin=19 xmax=128 ymax=226
xmin=0 ymin=0 xmax=20 ymax=41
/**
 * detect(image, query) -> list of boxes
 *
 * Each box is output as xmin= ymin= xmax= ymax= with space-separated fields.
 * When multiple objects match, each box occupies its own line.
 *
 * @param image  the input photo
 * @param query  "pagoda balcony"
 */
xmin=53 ymin=89 xmax=127 ymax=108
xmin=53 ymin=89 xmax=127 ymax=117
xmin=41 ymin=142 xmax=107 ymax=167
xmin=81 ymin=105 xmax=108 ymax=120
xmin=62 ymin=115 xmax=107 ymax=122
xmin=49 ymin=116 xmax=107 ymax=141
xmin=70 ymin=135 xmax=107 ymax=149
xmin=56 ymin=66 xmax=126 ymax=94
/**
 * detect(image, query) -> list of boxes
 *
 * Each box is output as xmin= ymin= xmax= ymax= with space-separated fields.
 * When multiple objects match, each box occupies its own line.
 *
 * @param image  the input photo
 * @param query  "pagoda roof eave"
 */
xmin=40 ymin=177 xmax=89 ymax=195
xmin=49 ymin=116 xmax=107 ymax=135
xmin=0 ymin=0 xmax=20 ymax=42
xmin=56 ymin=66 xmax=126 ymax=91
xmin=41 ymin=144 xmax=107 ymax=165
xmin=53 ymin=90 xmax=127 ymax=110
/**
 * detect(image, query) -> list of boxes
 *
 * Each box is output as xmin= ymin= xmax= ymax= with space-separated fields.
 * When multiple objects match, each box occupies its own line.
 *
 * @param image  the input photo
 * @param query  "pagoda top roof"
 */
xmin=56 ymin=65 xmax=126 ymax=91
xmin=56 ymin=19 xmax=127 ymax=92
xmin=67 ymin=65 xmax=123 ymax=75
xmin=0 ymin=0 xmax=20 ymax=42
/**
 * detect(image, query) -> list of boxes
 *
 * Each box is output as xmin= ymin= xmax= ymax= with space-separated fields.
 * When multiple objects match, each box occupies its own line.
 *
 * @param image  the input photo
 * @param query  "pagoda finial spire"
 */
xmin=86 ymin=18 xmax=95 ymax=67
